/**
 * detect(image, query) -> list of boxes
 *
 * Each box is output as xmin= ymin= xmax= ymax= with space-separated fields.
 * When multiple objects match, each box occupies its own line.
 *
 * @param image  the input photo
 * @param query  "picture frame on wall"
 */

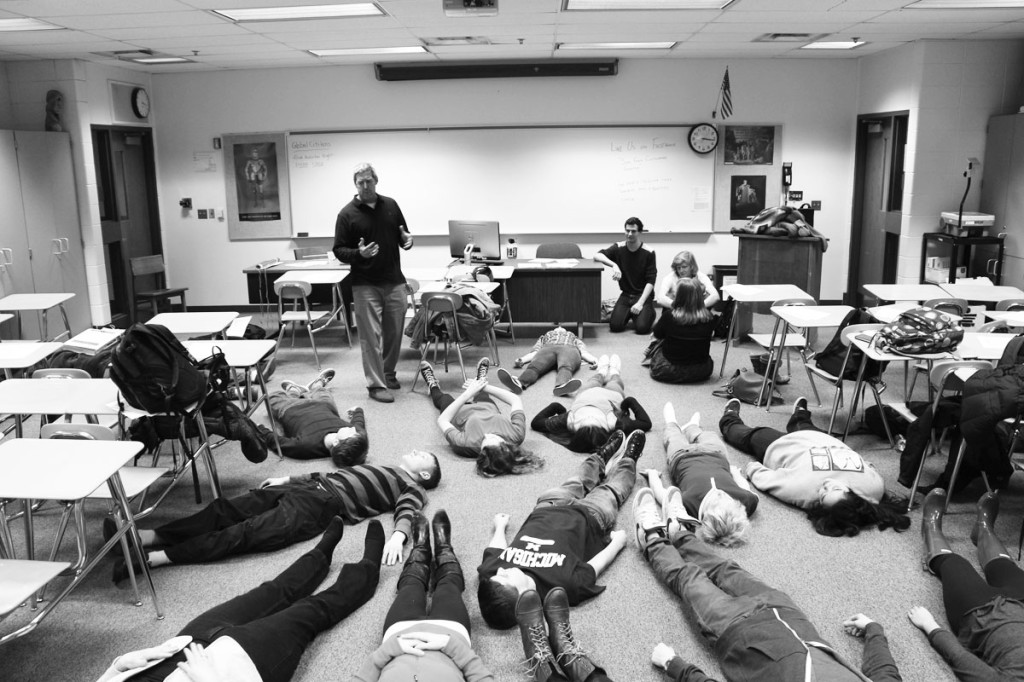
xmin=712 ymin=124 xmax=782 ymax=233
xmin=723 ymin=125 xmax=775 ymax=165
xmin=730 ymin=175 xmax=766 ymax=220
xmin=224 ymin=132 xmax=292 ymax=240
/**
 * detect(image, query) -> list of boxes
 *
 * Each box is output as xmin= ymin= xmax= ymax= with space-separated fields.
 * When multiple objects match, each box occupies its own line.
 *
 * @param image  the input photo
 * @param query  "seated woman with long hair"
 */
xmin=419 ymin=359 xmax=542 ymax=477
xmin=648 ymin=278 xmax=716 ymax=384
xmin=912 ymin=489 xmax=1024 ymax=681
xmin=654 ymin=250 xmax=719 ymax=310
xmin=532 ymin=354 xmax=652 ymax=453
xmin=719 ymin=397 xmax=910 ymax=537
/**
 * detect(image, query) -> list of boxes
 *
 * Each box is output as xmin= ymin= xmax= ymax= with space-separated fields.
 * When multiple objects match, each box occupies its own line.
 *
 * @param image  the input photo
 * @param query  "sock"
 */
xmin=315 ymin=516 xmax=345 ymax=560
xmin=684 ymin=412 xmax=700 ymax=430
xmin=362 ymin=520 xmax=386 ymax=565
xmin=663 ymin=403 xmax=676 ymax=425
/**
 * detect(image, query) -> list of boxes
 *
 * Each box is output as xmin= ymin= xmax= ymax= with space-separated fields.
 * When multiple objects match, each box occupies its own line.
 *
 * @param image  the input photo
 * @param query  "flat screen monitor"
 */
xmin=448 ymin=220 xmax=502 ymax=261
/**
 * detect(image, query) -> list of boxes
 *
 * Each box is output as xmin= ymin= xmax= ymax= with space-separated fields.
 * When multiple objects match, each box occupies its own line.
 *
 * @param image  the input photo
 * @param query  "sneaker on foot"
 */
xmin=281 ymin=380 xmax=304 ymax=396
xmin=792 ymin=396 xmax=809 ymax=415
xmin=497 ymin=367 xmax=523 ymax=394
xmin=476 ymin=357 xmax=491 ymax=381
xmin=723 ymin=398 xmax=741 ymax=418
xmin=419 ymin=361 xmax=438 ymax=388
xmin=663 ymin=486 xmax=699 ymax=530
xmin=307 ymin=368 xmax=336 ymax=390
xmin=632 ymin=487 xmax=665 ymax=547
xmin=552 ymin=378 xmax=581 ymax=397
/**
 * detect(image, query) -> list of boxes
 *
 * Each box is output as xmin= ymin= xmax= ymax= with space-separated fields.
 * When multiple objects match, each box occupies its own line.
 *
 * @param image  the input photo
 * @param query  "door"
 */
xmin=849 ymin=114 xmax=908 ymax=305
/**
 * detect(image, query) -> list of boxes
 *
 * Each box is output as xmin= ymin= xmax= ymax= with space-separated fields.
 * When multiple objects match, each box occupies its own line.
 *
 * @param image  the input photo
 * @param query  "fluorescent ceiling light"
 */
xmin=213 ymin=4 xmax=384 ymax=22
xmin=557 ymin=41 xmax=676 ymax=49
xmin=310 ymin=46 xmax=427 ymax=57
xmin=802 ymin=40 xmax=866 ymax=50
xmin=134 ymin=57 xmax=194 ymax=64
xmin=907 ymin=0 xmax=1024 ymax=7
xmin=564 ymin=0 xmax=733 ymax=9
xmin=0 ymin=17 xmax=63 ymax=31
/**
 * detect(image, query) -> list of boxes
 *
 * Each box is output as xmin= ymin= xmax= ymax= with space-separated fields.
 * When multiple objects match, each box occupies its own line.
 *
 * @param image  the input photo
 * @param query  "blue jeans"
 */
xmin=535 ymin=454 xmax=636 ymax=532
xmin=352 ymin=283 xmax=407 ymax=389
xmin=519 ymin=345 xmax=582 ymax=387
xmin=609 ymin=293 xmax=656 ymax=334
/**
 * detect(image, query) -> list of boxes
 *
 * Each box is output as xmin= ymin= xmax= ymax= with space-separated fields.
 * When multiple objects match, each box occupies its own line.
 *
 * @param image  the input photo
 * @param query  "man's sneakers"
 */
xmin=419 ymin=360 xmax=439 ymax=389
xmin=281 ymin=380 xmax=305 ymax=397
xmin=723 ymin=398 xmax=741 ymax=419
xmin=552 ymin=378 xmax=581 ymax=397
xmin=308 ymin=368 xmax=336 ymax=390
xmin=663 ymin=486 xmax=700 ymax=531
xmin=368 ymin=387 xmax=394 ymax=403
xmin=632 ymin=487 xmax=666 ymax=547
xmin=605 ymin=429 xmax=645 ymax=474
xmin=476 ymin=357 xmax=491 ymax=381
xmin=497 ymin=367 xmax=524 ymax=394
xmin=793 ymin=396 xmax=809 ymax=415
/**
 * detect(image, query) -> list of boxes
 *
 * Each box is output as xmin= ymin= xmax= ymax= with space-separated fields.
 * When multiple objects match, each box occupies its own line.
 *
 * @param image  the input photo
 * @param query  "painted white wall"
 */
xmin=151 ymin=58 xmax=859 ymax=306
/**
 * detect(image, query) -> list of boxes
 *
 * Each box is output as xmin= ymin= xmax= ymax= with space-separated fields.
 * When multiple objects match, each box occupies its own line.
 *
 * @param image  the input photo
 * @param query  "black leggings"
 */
xmin=382 ymin=565 xmax=471 ymax=634
xmin=933 ymin=553 xmax=1024 ymax=633
xmin=719 ymin=406 xmax=821 ymax=461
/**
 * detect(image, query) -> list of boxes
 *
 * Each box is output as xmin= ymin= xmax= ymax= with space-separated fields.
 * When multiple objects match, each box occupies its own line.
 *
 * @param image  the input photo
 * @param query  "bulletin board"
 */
xmin=286 ymin=125 xmax=717 ymax=236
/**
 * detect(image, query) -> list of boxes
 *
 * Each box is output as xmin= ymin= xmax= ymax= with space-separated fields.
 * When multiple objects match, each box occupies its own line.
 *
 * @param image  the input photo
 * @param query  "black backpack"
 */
xmin=814 ymin=308 xmax=887 ymax=381
xmin=110 ymin=323 xmax=207 ymax=414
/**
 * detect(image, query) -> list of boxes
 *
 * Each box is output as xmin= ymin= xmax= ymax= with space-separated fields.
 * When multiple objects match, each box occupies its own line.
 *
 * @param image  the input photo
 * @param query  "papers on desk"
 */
xmin=62 ymin=327 xmax=123 ymax=356
xmin=519 ymin=258 xmax=579 ymax=269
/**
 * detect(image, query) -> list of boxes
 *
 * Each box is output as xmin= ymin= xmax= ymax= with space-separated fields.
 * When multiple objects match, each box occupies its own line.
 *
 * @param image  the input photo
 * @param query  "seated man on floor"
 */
xmin=476 ymin=430 xmax=645 ymax=630
xmin=257 ymin=368 xmax=368 ymax=467
xmin=496 ymin=325 xmax=599 ymax=397
xmin=110 ymin=451 xmax=441 ymax=583
xmin=632 ymin=490 xmax=903 ymax=681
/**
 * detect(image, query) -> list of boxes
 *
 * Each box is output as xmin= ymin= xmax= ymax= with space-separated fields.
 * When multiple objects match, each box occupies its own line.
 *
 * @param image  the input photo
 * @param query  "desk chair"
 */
xmin=130 ymin=255 xmax=188 ymax=323
xmin=996 ymin=298 xmax=1024 ymax=311
xmin=0 ymin=559 xmax=70 ymax=642
xmin=273 ymin=280 xmax=332 ymax=371
xmin=31 ymin=368 xmax=98 ymax=430
xmin=749 ymin=297 xmax=816 ymax=409
xmin=409 ymin=292 xmax=500 ymax=391
xmin=536 ymin=243 xmax=582 ymax=259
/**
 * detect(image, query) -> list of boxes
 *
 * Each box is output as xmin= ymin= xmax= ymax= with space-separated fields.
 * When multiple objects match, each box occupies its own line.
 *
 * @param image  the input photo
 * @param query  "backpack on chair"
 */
xmin=110 ymin=323 xmax=207 ymax=414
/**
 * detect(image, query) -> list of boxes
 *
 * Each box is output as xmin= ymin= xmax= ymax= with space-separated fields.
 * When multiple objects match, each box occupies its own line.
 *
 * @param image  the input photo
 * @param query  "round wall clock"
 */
xmin=130 ymin=87 xmax=151 ymax=118
xmin=688 ymin=123 xmax=719 ymax=154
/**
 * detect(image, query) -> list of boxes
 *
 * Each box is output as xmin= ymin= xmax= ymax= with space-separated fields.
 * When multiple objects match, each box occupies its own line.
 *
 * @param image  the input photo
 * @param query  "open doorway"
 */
xmin=92 ymin=126 xmax=161 ymax=326
xmin=848 ymin=112 xmax=908 ymax=306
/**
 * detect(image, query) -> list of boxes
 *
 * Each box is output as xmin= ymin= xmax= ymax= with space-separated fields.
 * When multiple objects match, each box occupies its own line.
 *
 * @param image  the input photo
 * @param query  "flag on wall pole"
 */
xmin=715 ymin=67 xmax=733 ymax=119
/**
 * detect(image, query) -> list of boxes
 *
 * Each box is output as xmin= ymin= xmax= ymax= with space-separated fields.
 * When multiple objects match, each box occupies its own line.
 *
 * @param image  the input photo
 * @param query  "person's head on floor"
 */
xmin=479 ymin=566 xmax=537 ymax=629
xmin=623 ymin=216 xmax=644 ymax=248
xmin=400 ymin=449 xmax=441 ymax=489
xmin=671 ymin=277 xmax=712 ymax=324
xmin=568 ymin=424 xmax=611 ymax=454
xmin=697 ymin=487 xmax=749 ymax=547
xmin=806 ymin=484 xmax=910 ymax=537
xmin=671 ymin=250 xmax=699 ymax=278
xmin=324 ymin=426 xmax=368 ymax=468
xmin=477 ymin=434 xmax=544 ymax=478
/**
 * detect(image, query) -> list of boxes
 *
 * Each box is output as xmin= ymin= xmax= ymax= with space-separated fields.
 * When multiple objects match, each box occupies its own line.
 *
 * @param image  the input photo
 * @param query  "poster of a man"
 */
xmin=234 ymin=143 xmax=280 ymax=221
xmin=730 ymin=175 xmax=766 ymax=220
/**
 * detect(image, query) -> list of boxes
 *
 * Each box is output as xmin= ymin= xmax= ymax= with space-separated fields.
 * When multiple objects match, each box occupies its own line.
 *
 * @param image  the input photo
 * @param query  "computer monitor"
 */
xmin=448 ymin=220 xmax=502 ymax=262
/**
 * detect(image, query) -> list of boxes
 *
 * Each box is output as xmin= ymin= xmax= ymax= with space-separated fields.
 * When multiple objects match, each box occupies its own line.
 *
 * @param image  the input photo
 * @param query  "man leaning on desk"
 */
xmin=333 ymin=162 xmax=413 ymax=404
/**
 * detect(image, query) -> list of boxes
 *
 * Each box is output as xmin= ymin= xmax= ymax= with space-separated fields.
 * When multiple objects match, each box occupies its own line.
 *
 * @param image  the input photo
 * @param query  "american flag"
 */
xmin=719 ymin=67 xmax=733 ymax=119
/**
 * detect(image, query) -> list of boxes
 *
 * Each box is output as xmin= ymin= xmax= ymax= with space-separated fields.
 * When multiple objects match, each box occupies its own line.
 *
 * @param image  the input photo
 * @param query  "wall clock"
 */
xmin=130 ymin=87 xmax=151 ymax=119
xmin=688 ymin=123 xmax=719 ymax=154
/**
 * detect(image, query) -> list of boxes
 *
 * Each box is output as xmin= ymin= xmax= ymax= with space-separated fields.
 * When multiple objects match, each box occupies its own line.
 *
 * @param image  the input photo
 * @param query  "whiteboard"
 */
xmin=287 ymin=126 xmax=715 ymax=236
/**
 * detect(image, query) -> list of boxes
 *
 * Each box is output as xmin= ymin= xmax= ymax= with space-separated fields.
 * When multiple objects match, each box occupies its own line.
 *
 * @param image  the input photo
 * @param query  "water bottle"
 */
xmin=506 ymin=238 xmax=518 ymax=260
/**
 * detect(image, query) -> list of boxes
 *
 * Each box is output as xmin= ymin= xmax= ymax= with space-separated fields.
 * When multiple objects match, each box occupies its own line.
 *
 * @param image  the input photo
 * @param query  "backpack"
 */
xmin=814 ymin=308 xmax=887 ymax=380
xmin=877 ymin=307 xmax=964 ymax=356
xmin=110 ymin=323 xmax=207 ymax=414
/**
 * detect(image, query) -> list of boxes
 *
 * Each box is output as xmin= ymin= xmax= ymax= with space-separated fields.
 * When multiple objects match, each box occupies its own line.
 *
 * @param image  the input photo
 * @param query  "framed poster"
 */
xmin=224 ymin=133 xmax=292 ymax=240
xmin=713 ymin=124 xmax=782 ymax=232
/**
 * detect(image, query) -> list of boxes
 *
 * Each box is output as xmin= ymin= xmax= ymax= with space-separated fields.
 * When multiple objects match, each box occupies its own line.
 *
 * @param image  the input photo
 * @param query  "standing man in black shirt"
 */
xmin=333 ymin=163 xmax=413 ymax=403
xmin=593 ymin=216 xmax=657 ymax=334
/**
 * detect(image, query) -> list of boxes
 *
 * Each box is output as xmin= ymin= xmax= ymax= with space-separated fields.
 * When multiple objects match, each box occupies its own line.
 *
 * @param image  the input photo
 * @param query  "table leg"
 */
xmin=58 ymin=303 xmax=71 ymax=341
xmin=842 ymin=355 xmax=870 ymax=441
xmin=758 ymin=317 xmax=787 ymax=411
xmin=720 ymin=302 xmax=741 ymax=378
xmin=39 ymin=309 xmax=48 ymax=342
xmin=106 ymin=473 xmax=163 ymax=618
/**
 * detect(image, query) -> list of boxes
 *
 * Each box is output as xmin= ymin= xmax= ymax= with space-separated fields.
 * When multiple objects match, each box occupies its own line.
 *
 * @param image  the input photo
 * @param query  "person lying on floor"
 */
xmin=351 ymin=510 xmax=494 ymax=682
xmin=255 ymin=368 xmax=368 ymax=467
xmin=719 ymin=397 xmax=910 ymax=537
xmin=643 ymin=402 xmax=757 ymax=547
xmin=531 ymin=354 xmax=652 ymax=453
xmin=633 ymin=492 xmax=902 ymax=682
xmin=97 ymin=518 xmax=383 ymax=682
xmin=476 ymin=431 xmax=644 ymax=629
xmin=496 ymin=325 xmax=599 ymax=397
xmin=419 ymin=358 xmax=542 ymax=477
xmin=109 ymin=451 xmax=440 ymax=583
xmin=912 ymin=488 xmax=1024 ymax=680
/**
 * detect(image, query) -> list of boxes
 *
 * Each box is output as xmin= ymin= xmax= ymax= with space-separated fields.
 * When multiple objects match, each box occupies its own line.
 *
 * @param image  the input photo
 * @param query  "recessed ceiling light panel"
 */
xmin=801 ymin=40 xmax=866 ymax=50
xmin=564 ymin=0 xmax=734 ymax=9
xmin=557 ymin=41 xmax=676 ymax=49
xmin=310 ymin=46 xmax=428 ymax=57
xmin=0 ymin=18 xmax=63 ymax=31
xmin=213 ymin=4 xmax=384 ymax=22
xmin=907 ymin=0 xmax=1024 ymax=7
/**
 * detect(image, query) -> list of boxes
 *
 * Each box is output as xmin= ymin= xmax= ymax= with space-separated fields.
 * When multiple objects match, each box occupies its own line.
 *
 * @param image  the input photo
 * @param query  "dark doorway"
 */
xmin=848 ymin=112 xmax=908 ymax=306
xmin=92 ymin=126 xmax=161 ymax=326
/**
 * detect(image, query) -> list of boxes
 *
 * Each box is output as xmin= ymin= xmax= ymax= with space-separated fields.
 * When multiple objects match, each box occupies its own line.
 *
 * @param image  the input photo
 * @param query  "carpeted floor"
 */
xmin=1 ymin=313 xmax=1020 ymax=682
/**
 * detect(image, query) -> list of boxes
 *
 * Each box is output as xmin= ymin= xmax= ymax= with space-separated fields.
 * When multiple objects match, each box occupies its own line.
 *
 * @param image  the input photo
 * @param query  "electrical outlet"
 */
xmin=208 ymin=208 xmax=215 ymax=217
xmin=811 ymin=200 xmax=822 ymax=210
xmin=197 ymin=209 xmax=208 ymax=219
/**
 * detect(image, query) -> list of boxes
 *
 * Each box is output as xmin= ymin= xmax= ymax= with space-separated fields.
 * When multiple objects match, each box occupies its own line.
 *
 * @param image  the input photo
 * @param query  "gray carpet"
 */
xmin=2 ymin=314 xmax=1020 ymax=682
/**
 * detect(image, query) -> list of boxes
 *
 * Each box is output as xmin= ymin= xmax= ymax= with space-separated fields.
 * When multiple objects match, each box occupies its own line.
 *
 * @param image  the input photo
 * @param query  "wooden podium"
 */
xmin=734 ymin=234 xmax=823 ymax=333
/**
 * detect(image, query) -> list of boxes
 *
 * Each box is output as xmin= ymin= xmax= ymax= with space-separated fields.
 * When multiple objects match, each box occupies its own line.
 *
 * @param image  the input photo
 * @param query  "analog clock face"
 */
xmin=131 ymin=87 xmax=150 ymax=118
xmin=688 ymin=123 xmax=719 ymax=154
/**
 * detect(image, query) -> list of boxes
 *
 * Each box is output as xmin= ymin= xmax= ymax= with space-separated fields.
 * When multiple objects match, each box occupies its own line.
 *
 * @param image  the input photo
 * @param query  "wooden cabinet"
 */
xmin=0 ymin=131 xmax=89 ymax=338
xmin=734 ymin=234 xmax=823 ymax=334
xmin=981 ymin=113 xmax=1024 ymax=287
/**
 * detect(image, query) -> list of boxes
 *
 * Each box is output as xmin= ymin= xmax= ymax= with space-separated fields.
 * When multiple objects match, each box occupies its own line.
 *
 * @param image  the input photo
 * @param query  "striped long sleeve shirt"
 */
xmin=312 ymin=464 xmax=427 ymax=539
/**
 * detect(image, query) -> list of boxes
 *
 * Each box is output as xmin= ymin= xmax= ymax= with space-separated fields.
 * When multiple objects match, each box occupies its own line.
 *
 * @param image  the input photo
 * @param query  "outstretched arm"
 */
xmin=382 ymin=531 xmax=407 ymax=566
xmin=842 ymin=614 xmax=902 ymax=682
xmin=586 ymin=529 xmax=626 ymax=576
xmin=488 ymin=513 xmax=510 ymax=549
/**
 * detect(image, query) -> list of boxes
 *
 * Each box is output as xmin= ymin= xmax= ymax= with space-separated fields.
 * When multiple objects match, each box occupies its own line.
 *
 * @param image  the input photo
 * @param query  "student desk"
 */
xmin=0 ymin=438 xmax=160 ymax=644
xmin=0 ymin=293 xmax=75 ymax=341
xmin=244 ymin=260 xmax=349 ymax=308
xmin=0 ymin=341 xmax=63 ymax=380
xmin=272 ymin=271 xmax=352 ymax=347
xmin=149 ymin=311 xmax=239 ymax=340
xmin=719 ymin=283 xmax=811 ymax=377
xmin=939 ymin=283 xmax=1024 ymax=303
xmin=861 ymin=283 xmax=947 ymax=302
xmin=0 ymin=377 xmax=120 ymax=437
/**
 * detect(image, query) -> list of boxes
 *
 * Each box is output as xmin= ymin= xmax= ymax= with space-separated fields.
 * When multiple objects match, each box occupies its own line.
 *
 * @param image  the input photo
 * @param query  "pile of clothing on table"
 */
xmin=730 ymin=205 xmax=829 ymax=252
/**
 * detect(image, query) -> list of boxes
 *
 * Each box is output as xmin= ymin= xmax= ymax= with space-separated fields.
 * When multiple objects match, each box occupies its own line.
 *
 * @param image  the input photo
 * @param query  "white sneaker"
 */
xmin=632 ymin=488 xmax=665 ymax=547
xmin=663 ymin=402 xmax=677 ymax=425
xmin=609 ymin=354 xmax=622 ymax=374
xmin=663 ymin=486 xmax=699 ymax=531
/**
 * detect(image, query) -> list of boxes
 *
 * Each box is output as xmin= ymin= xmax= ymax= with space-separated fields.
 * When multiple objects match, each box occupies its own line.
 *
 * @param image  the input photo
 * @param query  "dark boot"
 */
xmin=431 ymin=509 xmax=463 ymax=591
xmin=594 ymin=430 xmax=624 ymax=465
xmin=398 ymin=511 xmax=431 ymax=590
xmin=970 ymin=491 xmax=999 ymax=546
xmin=922 ymin=489 xmax=953 ymax=574
xmin=543 ymin=587 xmax=605 ymax=682
xmin=516 ymin=589 xmax=562 ymax=682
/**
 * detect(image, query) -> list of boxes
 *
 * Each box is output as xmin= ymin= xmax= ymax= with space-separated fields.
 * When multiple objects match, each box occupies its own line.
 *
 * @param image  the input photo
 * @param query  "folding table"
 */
xmin=0 ymin=293 xmax=75 ymax=341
